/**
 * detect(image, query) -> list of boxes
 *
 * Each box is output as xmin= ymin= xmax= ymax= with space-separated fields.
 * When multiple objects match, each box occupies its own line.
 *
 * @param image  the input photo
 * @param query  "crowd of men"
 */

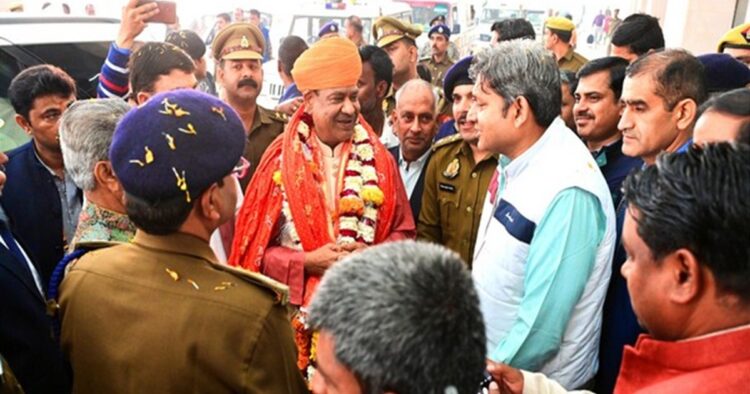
xmin=1 ymin=0 xmax=750 ymax=392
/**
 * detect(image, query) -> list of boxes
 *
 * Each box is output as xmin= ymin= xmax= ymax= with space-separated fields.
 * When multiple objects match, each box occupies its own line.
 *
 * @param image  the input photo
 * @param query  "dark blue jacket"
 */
xmin=279 ymin=82 xmax=301 ymax=103
xmin=0 ymin=227 xmax=71 ymax=393
xmin=389 ymin=146 xmax=430 ymax=222
xmin=435 ymin=119 xmax=457 ymax=141
xmin=594 ymin=142 xmax=644 ymax=394
xmin=595 ymin=139 xmax=643 ymax=209
xmin=0 ymin=142 xmax=78 ymax=287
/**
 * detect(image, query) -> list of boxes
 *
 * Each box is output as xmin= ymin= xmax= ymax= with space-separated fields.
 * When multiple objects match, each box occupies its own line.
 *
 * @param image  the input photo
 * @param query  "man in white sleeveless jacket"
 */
xmin=468 ymin=40 xmax=616 ymax=390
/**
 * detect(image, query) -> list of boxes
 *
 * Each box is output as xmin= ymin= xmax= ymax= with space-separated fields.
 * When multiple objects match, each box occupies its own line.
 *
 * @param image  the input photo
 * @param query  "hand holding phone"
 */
xmin=117 ymin=0 xmax=159 ymax=49
xmin=136 ymin=1 xmax=177 ymax=25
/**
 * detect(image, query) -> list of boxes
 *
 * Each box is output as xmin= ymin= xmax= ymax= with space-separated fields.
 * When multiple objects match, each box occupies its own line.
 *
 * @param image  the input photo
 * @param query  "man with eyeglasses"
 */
xmin=58 ymin=90 xmax=306 ymax=393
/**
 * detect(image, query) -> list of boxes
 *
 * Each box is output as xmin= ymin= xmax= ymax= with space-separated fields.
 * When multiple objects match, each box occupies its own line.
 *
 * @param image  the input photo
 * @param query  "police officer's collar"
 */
xmin=132 ymin=231 xmax=219 ymax=266
xmin=458 ymin=140 xmax=498 ymax=165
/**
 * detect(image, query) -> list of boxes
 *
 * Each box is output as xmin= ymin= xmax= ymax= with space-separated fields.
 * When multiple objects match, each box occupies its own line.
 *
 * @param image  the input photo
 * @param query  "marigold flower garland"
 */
xmin=273 ymin=114 xmax=384 ymax=383
xmin=274 ymin=115 xmax=384 ymax=248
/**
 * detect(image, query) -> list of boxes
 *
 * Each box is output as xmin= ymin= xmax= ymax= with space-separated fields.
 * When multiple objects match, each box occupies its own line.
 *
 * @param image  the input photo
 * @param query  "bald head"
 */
xmin=395 ymin=78 xmax=437 ymax=111
xmin=394 ymin=79 xmax=438 ymax=162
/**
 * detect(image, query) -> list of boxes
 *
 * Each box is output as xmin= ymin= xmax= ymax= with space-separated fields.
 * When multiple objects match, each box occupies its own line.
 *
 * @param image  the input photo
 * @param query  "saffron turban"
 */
xmin=292 ymin=36 xmax=362 ymax=92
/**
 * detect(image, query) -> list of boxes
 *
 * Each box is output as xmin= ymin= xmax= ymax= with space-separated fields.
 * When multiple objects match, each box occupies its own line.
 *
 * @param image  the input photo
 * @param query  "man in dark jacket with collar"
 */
xmin=2 ymin=65 xmax=81 ymax=288
xmin=0 ymin=151 xmax=71 ymax=394
xmin=389 ymin=79 xmax=438 ymax=221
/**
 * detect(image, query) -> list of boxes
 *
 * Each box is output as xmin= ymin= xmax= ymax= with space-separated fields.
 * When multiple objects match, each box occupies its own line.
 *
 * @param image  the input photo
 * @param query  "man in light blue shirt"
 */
xmin=468 ymin=40 xmax=616 ymax=389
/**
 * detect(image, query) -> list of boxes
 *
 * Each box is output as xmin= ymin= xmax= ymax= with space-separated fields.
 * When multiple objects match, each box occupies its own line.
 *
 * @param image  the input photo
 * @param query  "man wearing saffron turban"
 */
xmin=229 ymin=37 xmax=416 ymax=377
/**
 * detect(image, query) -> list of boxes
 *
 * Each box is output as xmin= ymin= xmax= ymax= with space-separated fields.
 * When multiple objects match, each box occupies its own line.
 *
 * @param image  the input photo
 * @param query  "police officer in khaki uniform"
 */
xmin=373 ymin=16 xmax=422 ymax=121
xmin=418 ymin=57 xmax=497 ymax=267
xmin=543 ymin=16 xmax=588 ymax=72
xmin=59 ymin=90 xmax=306 ymax=393
xmin=419 ymin=24 xmax=454 ymax=90
xmin=212 ymin=23 xmax=286 ymax=189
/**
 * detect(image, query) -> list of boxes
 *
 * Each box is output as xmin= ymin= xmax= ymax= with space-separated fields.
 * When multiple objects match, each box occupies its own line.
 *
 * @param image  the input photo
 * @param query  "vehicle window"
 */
xmin=0 ymin=41 xmax=108 ymax=151
xmin=290 ymin=16 xmax=311 ymax=43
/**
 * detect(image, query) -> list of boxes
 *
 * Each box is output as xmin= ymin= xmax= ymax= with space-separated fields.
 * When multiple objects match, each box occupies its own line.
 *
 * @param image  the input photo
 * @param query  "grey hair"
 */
xmin=395 ymin=78 xmax=439 ymax=114
xmin=308 ymin=240 xmax=486 ymax=394
xmin=59 ymin=98 xmax=131 ymax=191
xmin=469 ymin=39 xmax=562 ymax=128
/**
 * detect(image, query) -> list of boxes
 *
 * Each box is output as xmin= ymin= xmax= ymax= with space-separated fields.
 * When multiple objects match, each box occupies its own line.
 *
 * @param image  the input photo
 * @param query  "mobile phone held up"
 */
xmin=137 ymin=1 xmax=177 ymax=25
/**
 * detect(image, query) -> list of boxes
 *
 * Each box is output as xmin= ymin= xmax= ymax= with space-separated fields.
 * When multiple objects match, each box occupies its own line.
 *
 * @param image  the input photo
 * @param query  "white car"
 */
xmin=0 ymin=14 xmax=165 ymax=152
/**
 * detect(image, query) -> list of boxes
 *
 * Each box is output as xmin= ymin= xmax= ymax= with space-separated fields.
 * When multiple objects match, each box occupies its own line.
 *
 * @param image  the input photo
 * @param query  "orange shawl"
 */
xmin=229 ymin=106 xmax=398 ymax=306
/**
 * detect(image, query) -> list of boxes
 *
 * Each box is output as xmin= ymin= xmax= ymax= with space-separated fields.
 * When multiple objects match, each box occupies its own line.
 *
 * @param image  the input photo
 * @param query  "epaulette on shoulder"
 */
xmin=213 ymin=264 xmax=290 ymax=306
xmin=432 ymin=133 xmax=462 ymax=152
xmin=74 ymin=240 xmax=123 ymax=251
xmin=271 ymin=111 xmax=288 ymax=123
xmin=259 ymin=105 xmax=288 ymax=124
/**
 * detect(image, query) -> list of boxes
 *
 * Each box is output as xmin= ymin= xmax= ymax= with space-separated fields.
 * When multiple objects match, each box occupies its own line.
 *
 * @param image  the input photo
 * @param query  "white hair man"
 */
xmin=59 ymin=99 xmax=135 ymax=252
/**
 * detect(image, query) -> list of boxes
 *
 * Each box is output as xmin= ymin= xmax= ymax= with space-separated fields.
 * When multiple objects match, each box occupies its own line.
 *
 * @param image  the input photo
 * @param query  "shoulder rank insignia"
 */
xmin=433 ymin=133 xmax=462 ymax=151
xmin=443 ymin=157 xmax=460 ymax=179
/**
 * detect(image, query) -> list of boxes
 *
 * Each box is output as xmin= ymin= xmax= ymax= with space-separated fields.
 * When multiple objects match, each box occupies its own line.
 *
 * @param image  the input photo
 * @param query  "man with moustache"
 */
xmin=574 ymin=57 xmax=643 ymax=207
xmin=469 ymin=40 xmax=616 ymax=389
xmin=573 ymin=57 xmax=643 ymax=393
xmin=418 ymin=56 xmax=497 ymax=267
xmin=487 ymin=143 xmax=750 ymax=394
xmin=419 ymin=24 xmax=454 ymax=90
xmin=389 ymin=79 xmax=439 ymax=221
xmin=229 ymin=37 xmax=415 ymax=378
xmin=212 ymin=23 xmax=286 ymax=189
xmin=59 ymin=90 xmax=306 ymax=393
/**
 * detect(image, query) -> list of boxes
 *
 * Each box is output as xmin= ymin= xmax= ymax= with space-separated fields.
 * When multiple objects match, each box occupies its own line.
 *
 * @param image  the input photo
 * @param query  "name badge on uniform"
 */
xmin=443 ymin=158 xmax=460 ymax=179
xmin=439 ymin=182 xmax=456 ymax=193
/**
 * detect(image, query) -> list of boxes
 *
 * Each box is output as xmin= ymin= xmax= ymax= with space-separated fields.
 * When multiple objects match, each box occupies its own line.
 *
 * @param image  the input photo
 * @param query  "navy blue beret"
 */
xmin=429 ymin=23 xmax=451 ymax=39
xmin=109 ymin=89 xmax=246 ymax=204
xmin=319 ymin=21 xmax=339 ymax=38
xmin=443 ymin=55 xmax=473 ymax=100
xmin=698 ymin=53 xmax=750 ymax=93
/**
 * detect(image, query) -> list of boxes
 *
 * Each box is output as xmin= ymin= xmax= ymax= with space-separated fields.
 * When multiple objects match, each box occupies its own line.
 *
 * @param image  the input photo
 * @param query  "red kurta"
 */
xmin=615 ymin=325 xmax=750 ymax=393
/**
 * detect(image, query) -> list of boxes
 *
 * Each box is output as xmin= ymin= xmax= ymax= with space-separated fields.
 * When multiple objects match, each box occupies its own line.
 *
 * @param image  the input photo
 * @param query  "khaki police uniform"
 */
xmin=243 ymin=106 xmax=285 ymax=189
xmin=373 ymin=16 xmax=422 ymax=122
xmin=417 ymin=134 xmax=498 ymax=267
xmin=212 ymin=23 xmax=286 ymax=189
xmin=59 ymin=232 xmax=307 ymax=393
xmin=558 ymin=47 xmax=588 ymax=73
xmin=59 ymin=89 xmax=306 ymax=393
xmin=420 ymin=24 xmax=454 ymax=89
xmin=420 ymin=56 xmax=454 ymax=90
xmin=545 ymin=17 xmax=588 ymax=73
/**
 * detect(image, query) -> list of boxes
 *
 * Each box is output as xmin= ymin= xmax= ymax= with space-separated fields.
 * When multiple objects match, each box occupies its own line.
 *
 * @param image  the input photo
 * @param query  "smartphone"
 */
xmin=137 ymin=1 xmax=177 ymax=25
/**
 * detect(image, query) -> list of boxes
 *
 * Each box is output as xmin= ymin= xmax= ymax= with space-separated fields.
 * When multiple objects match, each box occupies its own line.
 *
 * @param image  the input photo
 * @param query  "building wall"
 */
xmin=637 ymin=0 xmax=740 ymax=55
